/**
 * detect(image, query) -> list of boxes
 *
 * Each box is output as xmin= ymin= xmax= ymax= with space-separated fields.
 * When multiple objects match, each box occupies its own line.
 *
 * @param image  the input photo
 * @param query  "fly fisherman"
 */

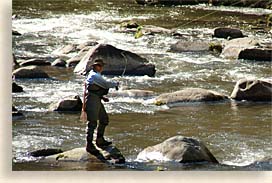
xmin=84 ymin=59 xmax=119 ymax=155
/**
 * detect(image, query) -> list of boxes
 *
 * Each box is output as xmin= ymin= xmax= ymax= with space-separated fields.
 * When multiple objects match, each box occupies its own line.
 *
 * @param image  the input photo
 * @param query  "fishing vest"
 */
xmin=87 ymin=84 xmax=109 ymax=97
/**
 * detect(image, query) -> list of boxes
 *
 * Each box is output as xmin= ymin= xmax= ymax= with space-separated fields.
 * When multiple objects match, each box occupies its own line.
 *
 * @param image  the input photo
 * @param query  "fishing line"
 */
xmin=121 ymin=51 xmax=127 ymax=77
xmin=178 ymin=0 xmax=265 ymax=27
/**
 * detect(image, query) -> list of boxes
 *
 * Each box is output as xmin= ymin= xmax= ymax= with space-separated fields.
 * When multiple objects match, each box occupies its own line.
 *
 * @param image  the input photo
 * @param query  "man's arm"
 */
xmin=93 ymin=74 xmax=118 ymax=89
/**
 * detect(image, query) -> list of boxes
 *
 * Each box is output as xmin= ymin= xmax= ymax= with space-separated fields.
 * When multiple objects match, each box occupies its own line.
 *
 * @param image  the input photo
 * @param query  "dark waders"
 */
xmin=85 ymin=89 xmax=112 ymax=154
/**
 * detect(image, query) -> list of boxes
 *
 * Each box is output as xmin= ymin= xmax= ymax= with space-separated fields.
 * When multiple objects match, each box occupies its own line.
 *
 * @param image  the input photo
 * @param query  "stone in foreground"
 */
xmin=136 ymin=136 xmax=218 ymax=164
xmin=40 ymin=146 xmax=125 ymax=165
xmin=155 ymin=88 xmax=227 ymax=106
xmin=231 ymin=79 xmax=272 ymax=101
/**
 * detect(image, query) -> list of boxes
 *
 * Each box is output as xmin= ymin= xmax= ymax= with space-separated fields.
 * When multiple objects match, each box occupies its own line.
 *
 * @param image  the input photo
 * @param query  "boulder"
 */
xmin=155 ymin=88 xmax=227 ymax=106
xmin=238 ymin=48 xmax=272 ymax=61
xmin=220 ymin=37 xmax=259 ymax=59
xmin=12 ymin=106 xmax=24 ymax=118
xmin=12 ymin=29 xmax=22 ymax=36
xmin=12 ymin=66 xmax=50 ymax=79
xmin=170 ymin=40 xmax=210 ymax=52
xmin=29 ymin=148 xmax=63 ymax=157
xmin=19 ymin=58 xmax=51 ymax=66
xmin=213 ymin=28 xmax=244 ymax=39
xmin=110 ymin=89 xmax=154 ymax=98
xmin=74 ymin=44 xmax=156 ymax=76
xmin=120 ymin=21 xmax=140 ymax=29
xmin=40 ymin=146 xmax=125 ymax=165
xmin=52 ymin=44 xmax=78 ymax=55
xmin=12 ymin=82 xmax=23 ymax=92
xmin=66 ymin=50 xmax=88 ymax=67
xmin=136 ymin=136 xmax=218 ymax=164
xmin=76 ymin=41 xmax=98 ymax=50
xmin=13 ymin=53 xmax=19 ymax=66
xmin=230 ymin=79 xmax=272 ymax=101
xmin=50 ymin=95 xmax=82 ymax=112
xmin=51 ymin=58 xmax=66 ymax=67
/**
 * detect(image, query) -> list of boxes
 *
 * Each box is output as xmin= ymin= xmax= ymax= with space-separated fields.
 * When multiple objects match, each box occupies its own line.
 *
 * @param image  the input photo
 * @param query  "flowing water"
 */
xmin=12 ymin=0 xmax=272 ymax=171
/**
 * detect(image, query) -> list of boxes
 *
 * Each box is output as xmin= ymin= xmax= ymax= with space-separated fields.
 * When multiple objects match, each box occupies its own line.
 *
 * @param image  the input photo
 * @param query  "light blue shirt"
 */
xmin=86 ymin=70 xmax=117 ymax=89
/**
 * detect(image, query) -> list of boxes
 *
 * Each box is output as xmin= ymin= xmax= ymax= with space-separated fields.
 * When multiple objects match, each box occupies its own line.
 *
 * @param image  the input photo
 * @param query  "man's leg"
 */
xmin=96 ymin=103 xmax=112 ymax=147
xmin=86 ymin=120 xmax=100 ymax=154
xmin=85 ymin=95 xmax=101 ymax=154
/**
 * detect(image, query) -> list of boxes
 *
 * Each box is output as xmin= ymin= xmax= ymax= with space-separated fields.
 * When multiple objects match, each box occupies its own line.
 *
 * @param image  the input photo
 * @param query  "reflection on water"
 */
xmin=12 ymin=0 xmax=272 ymax=170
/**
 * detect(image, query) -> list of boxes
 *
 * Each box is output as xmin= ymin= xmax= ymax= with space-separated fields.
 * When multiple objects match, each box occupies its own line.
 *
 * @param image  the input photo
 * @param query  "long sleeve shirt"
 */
xmin=86 ymin=70 xmax=118 ymax=89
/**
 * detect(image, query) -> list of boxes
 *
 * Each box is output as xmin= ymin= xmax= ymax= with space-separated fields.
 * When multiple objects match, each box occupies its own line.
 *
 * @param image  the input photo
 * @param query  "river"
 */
xmin=12 ymin=0 xmax=272 ymax=171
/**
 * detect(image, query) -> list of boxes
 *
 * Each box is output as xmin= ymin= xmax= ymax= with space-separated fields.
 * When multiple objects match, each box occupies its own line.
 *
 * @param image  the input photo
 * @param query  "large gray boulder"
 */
xmin=170 ymin=40 xmax=210 ymax=52
xmin=155 ymin=88 xmax=227 ymax=106
xmin=12 ymin=66 xmax=50 ymax=79
xmin=136 ymin=136 xmax=218 ymax=164
xmin=74 ymin=44 xmax=156 ymax=76
xmin=230 ymin=79 xmax=272 ymax=101
xmin=220 ymin=37 xmax=259 ymax=59
xmin=50 ymin=95 xmax=82 ymax=112
xmin=213 ymin=27 xmax=244 ymax=39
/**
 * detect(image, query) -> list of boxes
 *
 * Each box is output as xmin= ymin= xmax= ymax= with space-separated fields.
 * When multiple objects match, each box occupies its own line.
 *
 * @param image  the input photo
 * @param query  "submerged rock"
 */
xmin=51 ymin=58 xmax=66 ymax=67
xmin=12 ymin=82 xmax=23 ymax=92
xmin=231 ymin=79 xmax=272 ymax=101
xmin=41 ymin=146 xmax=125 ymax=165
xmin=12 ymin=106 xmax=24 ymax=118
xmin=110 ymin=89 xmax=154 ymax=98
xmin=12 ymin=66 xmax=50 ymax=79
xmin=19 ymin=58 xmax=51 ymax=66
xmin=52 ymin=44 xmax=78 ymax=55
xmin=76 ymin=41 xmax=98 ymax=51
xmin=30 ymin=148 xmax=63 ymax=157
xmin=136 ymin=136 xmax=218 ymax=164
xmin=170 ymin=40 xmax=210 ymax=52
xmin=155 ymin=88 xmax=227 ymax=106
xmin=238 ymin=48 xmax=272 ymax=61
xmin=74 ymin=44 xmax=156 ymax=76
xmin=12 ymin=30 xmax=22 ymax=36
xmin=213 ymin=28 xmax=244 ymax=39
xmin=50 ymin=95 xmax=82 ymax=112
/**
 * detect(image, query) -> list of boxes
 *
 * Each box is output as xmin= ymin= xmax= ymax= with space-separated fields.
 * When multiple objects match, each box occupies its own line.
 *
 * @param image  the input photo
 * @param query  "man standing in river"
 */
xmin=84 ymin=59 xmax=119 ymax=155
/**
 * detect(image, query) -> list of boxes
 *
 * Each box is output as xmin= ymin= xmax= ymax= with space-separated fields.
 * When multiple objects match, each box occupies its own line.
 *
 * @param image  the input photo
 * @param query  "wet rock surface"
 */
xmin=50 ymin=95 xmax=83 ymax=112
xmin=213 ymin=27 xmax=244 ymax=39
xmin=29 ymin=148 xmax=64 ymax=157
xmin=155 ymin=88 xmax=227 ymax=106
xmin=170 ymin=40 xmax=210 ymax=52
xmin=231 ymin=79 xmax=272 ymax=101
xmin=19 ymin=58 xmax=51 ymax=66
xmin=12 ymin=82 xmax=23 ymax=93
xmin=238 ymin=48 xmax=272 ymax=61
xmin=40 ymin=146 xmax=125 ymax=165
xmin=136 ymin=136 xmax=219 ymax=164
xmin=12 ymin=66 xmax=50 ymax=79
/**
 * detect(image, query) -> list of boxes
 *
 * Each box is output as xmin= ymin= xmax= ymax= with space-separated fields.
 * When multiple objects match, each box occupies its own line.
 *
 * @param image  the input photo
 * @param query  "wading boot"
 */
xmin=96 ymin=124 xmax=112 ymax=148
xmin=86 ymin=122 xmax=100 ymax=155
